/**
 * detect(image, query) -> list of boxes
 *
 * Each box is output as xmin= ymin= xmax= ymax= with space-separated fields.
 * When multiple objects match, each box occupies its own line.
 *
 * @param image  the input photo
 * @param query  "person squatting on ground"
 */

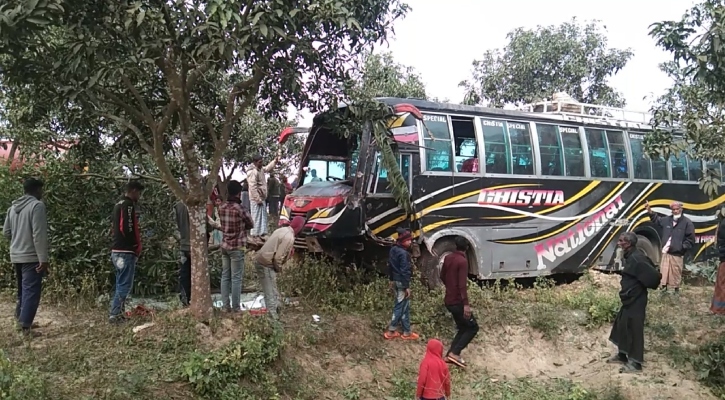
xmin=246 ymin=152 xmax=279 ymax=239
xmin=440 ymin=236 xmax=479 ymax=368
xmin=109 ymin=181 xmax=145 ymax=324
xmin=384 ymin=229 xmax=419 ymax=340
xmin=416 ymin=339 xmax=451 ymax=400
xmin=218 ymin=180 xmax=254 ymax=313
xmin=607 ymin=232 xmax=661 ymax=374
xmin=3 ymin=178 xmax=49 ymax=338
xmin=253 ymin=216 xmax=305 ymax=320
xmin=173 ymin=193 xmax=221 ymax=307
xmin=646 ymin=200 xmax=695 ymax=294
xmin=711 ymin=209 xmax=725 ymax=315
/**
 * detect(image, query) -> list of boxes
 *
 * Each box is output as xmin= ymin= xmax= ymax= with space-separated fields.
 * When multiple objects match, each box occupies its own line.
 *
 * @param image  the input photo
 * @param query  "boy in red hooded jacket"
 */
xmin=416 ymin=339 xmax=451 ymax=400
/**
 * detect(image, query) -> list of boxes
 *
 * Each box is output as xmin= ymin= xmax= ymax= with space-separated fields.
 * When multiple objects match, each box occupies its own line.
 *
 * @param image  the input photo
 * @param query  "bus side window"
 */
xmin=422 ymin=114 xmax=453 ymax=172
xmin=371 ymin=153 xmax=410 ymax=193
xmin=670 ymin=152 xmax=688 ymax=181
xmin=560 ymin=127 xmax=585 ymax=177
xmin=584 ymin=129 xmax=611 ymax=178
xmin=481 ymin=119 xmax=509 ymax=174
xmin=652 ymin=157 xmax=668 ymax=180
xmin=628 ymin=134 xmax=652 ymax=180
xmin=606 ymin=130 xmax=628 ymax=179
xmin=536 ymin=124 xmax=564 ymax=176
xmin=706 ymin=161 xmax=722 ymax=181
xmin=507 ymin=121 xmax=534 ymax=175
xmin=686 ymin=155 xmax=702 ymax=182
xmin=451 ymin=117 xmax=478 ymax=173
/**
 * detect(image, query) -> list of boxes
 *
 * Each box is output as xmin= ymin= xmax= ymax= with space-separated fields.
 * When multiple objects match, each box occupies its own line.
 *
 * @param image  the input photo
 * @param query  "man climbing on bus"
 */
xmin=440 ymin=236 xmax=479 ymax=368
xmin=645 ymin=200 xmax=695 ymax=294
xmin=384 ymin=229 xmax=419 ymax=340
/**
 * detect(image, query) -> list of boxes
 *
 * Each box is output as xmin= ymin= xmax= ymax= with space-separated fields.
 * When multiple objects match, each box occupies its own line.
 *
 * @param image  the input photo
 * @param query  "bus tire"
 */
xmin=636 ymin=234 xmax=658 ymax=264
xmin=418 ymin=238 xmax=457 ymax=290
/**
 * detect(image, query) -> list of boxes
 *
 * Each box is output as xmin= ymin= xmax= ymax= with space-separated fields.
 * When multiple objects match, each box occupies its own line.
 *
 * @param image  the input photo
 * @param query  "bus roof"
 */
xmin=372 ymin=97 xmax=656 ymax=132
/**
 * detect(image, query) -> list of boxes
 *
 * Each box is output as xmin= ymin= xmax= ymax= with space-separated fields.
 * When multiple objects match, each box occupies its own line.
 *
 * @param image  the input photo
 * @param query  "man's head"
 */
xmin=125 ymin=180 xmax=145 ymax=202
xmin=310 ymin=169 xmax=317 ymax=177
xmin=396 ymin=229 xmax=412 ymax=248
xmin=670 ymin=201 xmax=684 ymax=219
xmin=454 ymin=236 xmax=469 ymax=252
xmin=252 ymin=154 xmax=263 ymax=169
xmin=227 ymin=180 xmax=243 ymax=199
xmin=290 ymin=216 xmax=306 ymax=236
xmin=23 ymin=178 xmax=44 ymax=200
xmin=617 ymin=232 xmax=638 ymax=251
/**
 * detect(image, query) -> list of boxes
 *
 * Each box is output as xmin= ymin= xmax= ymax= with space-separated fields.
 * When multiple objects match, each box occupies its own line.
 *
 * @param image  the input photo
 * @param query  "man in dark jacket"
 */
xmin=608 ymin=232 xmax=661 ymax=374
xmin=384 ymin=229 xmax=419 ymax=340
xmin=3 ymin=178 xmax=49 ymax=338
xmin=109 ymin=181 xmax=144 ymax=324
xmin=440 ymin=236 xmax=479 ymax=368
xmin=646 ymin=200 xmax=695 ymax=293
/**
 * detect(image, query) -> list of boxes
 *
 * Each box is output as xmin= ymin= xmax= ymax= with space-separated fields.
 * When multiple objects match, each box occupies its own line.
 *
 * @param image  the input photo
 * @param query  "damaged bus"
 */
xmin=279 ymin=97 xmax=722 ymax=287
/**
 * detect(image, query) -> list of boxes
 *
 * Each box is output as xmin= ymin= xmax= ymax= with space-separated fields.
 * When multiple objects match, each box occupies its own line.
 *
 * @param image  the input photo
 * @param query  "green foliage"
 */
xmin=0 ymin=151 xmax=176 ymax=298
xmin=691 ymin=335 xmax=725 ymax=397
xmin=460 ymin=17 xmax=632 ymax=107
xmin=352 ymin=51 xmax=428 ymax=100
xmin=180 ymin=319 xmax=284 ymax=399
xmin=685 ymin=259 xmax=719 ymax=284
xmin=558 ymin=286 xmax=620 ymax=327
xmin=0 ymin=350 xmax=51 ymax=400
xmin=648 ymin=1 xmax=725 ymax=198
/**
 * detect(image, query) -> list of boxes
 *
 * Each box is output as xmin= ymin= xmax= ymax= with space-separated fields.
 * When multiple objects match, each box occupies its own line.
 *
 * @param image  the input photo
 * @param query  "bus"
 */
xmin=278 ymin=97 xmax=723 ymax=287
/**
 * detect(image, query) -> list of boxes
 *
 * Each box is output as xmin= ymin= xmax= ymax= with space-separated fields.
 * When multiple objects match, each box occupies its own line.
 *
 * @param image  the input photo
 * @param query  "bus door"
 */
xmin=365 ymin=150 xmax=417 ymax=242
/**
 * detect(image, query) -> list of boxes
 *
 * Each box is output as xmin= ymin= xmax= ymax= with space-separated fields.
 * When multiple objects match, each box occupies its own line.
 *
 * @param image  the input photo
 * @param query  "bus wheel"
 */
xmin=418 ymin=238 xmax=457 ymax=290
xmin=636 ymin=235 xmax=659 ymax=265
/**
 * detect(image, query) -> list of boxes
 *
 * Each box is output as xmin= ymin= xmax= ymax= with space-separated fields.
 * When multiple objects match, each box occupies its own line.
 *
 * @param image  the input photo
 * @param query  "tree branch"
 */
xmin=94 ymin=87 xmax=146 ymax=122
xmin=73 ymin=172 xmax=165 ymax=183
xmin=99 ymin=113 xmax=154 ymax=154
xmin=120 ymin=73 xmax=157 ymax=132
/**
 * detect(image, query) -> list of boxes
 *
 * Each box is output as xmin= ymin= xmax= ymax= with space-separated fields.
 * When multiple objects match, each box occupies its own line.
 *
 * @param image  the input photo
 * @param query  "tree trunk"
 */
xmin=188 ymin=202 xmax=213 ymax=321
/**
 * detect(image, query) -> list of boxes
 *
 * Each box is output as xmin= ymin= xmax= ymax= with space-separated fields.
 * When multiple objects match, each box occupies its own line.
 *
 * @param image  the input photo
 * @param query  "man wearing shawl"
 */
xmin=416 ymin=339 xmax=451 ymax=400
xmin=384 ymin=229 xmax=419 ymax=340
xmin=646 ymin=200 xmax=695 ymax=294
xmin=608 ymin=232 xmax=661 ymax=373
xmin=254 ymin=216 xmax=305 ymax=320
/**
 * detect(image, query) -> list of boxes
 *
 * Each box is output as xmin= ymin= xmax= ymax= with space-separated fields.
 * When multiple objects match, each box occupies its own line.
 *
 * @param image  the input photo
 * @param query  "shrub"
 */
xmin=0 ymin=350 xmax=51 ymax=400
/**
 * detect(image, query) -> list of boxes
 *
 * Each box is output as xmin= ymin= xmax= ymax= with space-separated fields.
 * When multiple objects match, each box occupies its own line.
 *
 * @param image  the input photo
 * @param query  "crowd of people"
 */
xmin=5 ymin=171 xmax=725 ymax=397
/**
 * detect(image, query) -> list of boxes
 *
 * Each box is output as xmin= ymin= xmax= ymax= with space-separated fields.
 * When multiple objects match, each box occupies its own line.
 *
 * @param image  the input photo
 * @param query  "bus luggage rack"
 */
xmin=518 ymin=96 xmax=652 ymax=128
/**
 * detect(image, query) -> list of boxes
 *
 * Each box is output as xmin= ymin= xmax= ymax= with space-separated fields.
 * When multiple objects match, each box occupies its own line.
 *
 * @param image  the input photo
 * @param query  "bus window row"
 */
xmin=420 ymin=113 xmax=720 ymax=182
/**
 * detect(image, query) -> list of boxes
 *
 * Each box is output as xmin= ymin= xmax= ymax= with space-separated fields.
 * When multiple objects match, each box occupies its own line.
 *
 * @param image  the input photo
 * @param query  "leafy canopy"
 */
xmin=0 ymin=0 xmax=409 ymax=204
xmin=648 ymin=0 xmax=725 ymax=198
xmin=460 ymin=18 xmax=633 ymax=108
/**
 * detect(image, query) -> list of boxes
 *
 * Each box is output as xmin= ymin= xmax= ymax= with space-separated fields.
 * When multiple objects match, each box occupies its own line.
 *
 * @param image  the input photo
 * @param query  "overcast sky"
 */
xmin=289 ymin=0 xmax=696 ymax=127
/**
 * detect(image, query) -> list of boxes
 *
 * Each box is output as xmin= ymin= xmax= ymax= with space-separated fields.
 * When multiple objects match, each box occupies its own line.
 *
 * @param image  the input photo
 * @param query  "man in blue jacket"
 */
xmin=384 ymin=229 xmax=419 ymax=340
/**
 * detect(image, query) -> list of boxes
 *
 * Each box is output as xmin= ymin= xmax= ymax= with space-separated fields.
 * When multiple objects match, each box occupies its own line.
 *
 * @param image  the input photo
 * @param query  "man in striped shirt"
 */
xmin=218 ymin=180 xmax=254 ymax=312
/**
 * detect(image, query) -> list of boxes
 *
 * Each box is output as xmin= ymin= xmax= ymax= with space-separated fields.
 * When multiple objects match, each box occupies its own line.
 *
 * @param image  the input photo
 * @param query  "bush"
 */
xmin=181 ymin=319 xmax=284 ymax=399
xmin=0 ymin=351 xmax=51 ymax=400
xmin=692 ymin=336 xmax=725 ymax=396
xmin=560 ymin=287 xmax=620 ymax=327
xmin=0 ymin=151 xmax=177 ymax=300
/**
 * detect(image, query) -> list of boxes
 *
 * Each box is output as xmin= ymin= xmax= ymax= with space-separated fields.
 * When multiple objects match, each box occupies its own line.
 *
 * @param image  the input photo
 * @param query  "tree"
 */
xmin=648 ymin=0 xmax=725 ymax=198
xmin=353 ymin=51 xmax=427 ymax=100
xmin=459 ymin=18 xmax=633 ymax=108
xmin=0 ymin=0 xmax=408 ymax=320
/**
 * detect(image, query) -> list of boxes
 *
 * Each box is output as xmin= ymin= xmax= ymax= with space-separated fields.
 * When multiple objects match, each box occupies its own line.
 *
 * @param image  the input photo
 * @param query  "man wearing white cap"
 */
xmin=645 ymin=200 xmax=695 ymax=294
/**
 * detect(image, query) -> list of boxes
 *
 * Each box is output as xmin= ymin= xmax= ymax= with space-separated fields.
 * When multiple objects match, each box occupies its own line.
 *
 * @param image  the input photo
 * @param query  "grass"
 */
xmin=0 ymin=256 xmax=721 ymax=399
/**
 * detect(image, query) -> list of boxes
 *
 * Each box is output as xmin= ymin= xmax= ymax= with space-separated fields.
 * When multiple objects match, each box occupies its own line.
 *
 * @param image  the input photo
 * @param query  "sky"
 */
xmin=289 ymin=0 xmax=697 ymax=127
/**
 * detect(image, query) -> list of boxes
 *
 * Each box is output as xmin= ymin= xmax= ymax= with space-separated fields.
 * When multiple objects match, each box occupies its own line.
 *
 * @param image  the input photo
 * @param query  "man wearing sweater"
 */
xmin=3 ymin=178 xmax=49 ymax=337
xmin=440 ymin=236 xmax=479 ymax=368
xmin=384 ymin=230 xmax=419 ymax=340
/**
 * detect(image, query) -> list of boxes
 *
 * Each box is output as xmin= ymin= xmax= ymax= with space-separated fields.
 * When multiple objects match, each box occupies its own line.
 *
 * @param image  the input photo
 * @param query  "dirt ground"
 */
xmin=1 ymin=271 xmax=720 ymax=400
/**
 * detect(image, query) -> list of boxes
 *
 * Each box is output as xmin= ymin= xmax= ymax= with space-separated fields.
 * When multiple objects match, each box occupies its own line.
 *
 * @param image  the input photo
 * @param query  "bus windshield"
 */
xmin=302 ymin=159 xmax=347 ymax=184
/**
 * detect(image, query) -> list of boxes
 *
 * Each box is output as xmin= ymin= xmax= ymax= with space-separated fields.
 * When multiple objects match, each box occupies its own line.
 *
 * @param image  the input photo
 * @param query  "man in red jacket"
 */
xmin=439 ymin=236 xmax=479 ymax=368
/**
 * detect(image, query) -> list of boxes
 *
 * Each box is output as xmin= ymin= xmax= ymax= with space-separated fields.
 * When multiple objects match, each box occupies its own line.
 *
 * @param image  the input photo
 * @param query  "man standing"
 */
xmin=173 ymin=194 xmax=221 ymax=307
xmin=267 ymin=173 xmax=283 ymax=221
xmin=218 ymin=180 xmax=254 ymax=312
xmin=246 ymin=152 xmax=279 ymax=239
xmin=3 ymin=178 xmax=49 ymax=337
xmin=109 ymin=181 xmax=144 ymax=324
xmin=608 ymin=232 xmax=661 ymax=374
xmin=440 ymin=236 xmax=479 ymax=368
xmin=254 ymin=216 xmax=305 ymax=320
xmin=646 ymin=200 xmax=695 ymax=294
xmin=384 ymin=230 xmax=419 ymax=340
xmin=309 ymin=169 xmax=322 ymax=182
